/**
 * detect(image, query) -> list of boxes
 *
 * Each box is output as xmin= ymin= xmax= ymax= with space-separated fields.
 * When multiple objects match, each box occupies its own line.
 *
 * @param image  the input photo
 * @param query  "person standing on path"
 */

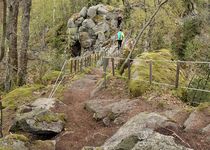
xmin=117 ymin=14 xmax=123 ymax=28
xmin=117 ymin=29 xmax=125 ymax=50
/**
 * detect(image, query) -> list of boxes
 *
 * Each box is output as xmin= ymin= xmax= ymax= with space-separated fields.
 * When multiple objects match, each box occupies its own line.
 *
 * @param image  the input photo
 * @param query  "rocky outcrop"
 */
xmin=83 ymin=112 xmax=192 ymax=150
xmin=10 ymin=98 xmax=65 ymax=137
xmin=67 ymin=4 xmax=122 ymax=55
xmin=0 ymin=134 xmax=55 ymax=150
xmin=85 ymin=99 xmax=138 ymax=125
xmin=184 ymin=110 xmax=209 ymax=131
xmin=0 ymin=134 xmax=29 ymax=150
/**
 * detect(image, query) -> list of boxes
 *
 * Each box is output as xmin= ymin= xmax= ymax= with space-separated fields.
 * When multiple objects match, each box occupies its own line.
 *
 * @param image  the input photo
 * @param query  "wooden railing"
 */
xmin=102 ymin=56 xmax=210 ymax=93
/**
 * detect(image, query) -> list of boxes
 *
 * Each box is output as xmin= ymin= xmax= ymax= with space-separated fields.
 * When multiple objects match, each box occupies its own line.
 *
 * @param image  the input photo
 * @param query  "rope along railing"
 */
xmin=102 ymin=56 xmax=210 ymax=93
xmin=48 ymin=51 xmax=104 ymax=98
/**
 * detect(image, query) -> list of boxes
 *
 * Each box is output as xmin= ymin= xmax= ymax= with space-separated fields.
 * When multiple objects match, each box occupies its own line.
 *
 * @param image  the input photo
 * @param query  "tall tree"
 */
xmin=5 ymin=0 xmax=20 ymax=91
xmin=18 ymin=0 xmax=32 ymax=86
xmin=0 ymin=0 xmax=7 ymax=62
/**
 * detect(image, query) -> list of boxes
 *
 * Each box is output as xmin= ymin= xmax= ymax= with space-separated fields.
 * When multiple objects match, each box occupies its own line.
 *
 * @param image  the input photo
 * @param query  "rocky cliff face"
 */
xmin=67 ymin=4 xmax=123 ymax=56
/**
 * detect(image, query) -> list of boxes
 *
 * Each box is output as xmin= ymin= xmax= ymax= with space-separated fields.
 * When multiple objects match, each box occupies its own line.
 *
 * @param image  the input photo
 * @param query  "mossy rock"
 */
xmin=197 ymin=102 xmax=210 ymax=113
xmin=42 ymin=71 xmax=61 ymax=85
xmin=129 ymin=49 xmax=186 ymax=97
xmin=36 ymin=113 xmax=66 ymax=123
xmin=5 ymin=134 xmax=29 ymax=142
xmin=93 ymin=15 xmax=104 ymax=24
xmin=10 ymin=110 xmax=65 ymax=135
xmin=2 ymin=84 xmax=44 ymax=110
xmin=115 ymin=135 xmax=139 ymax=150
xmin=0 ymin=134 xmax=29 ymax=150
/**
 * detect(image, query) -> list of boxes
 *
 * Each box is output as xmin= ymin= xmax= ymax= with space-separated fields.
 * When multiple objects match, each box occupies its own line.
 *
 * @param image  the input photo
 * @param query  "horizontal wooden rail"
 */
xmin=103 ymin=56 xmax=210 ymax=93
xmin=103 ymin=56 xmax=210 ymax=64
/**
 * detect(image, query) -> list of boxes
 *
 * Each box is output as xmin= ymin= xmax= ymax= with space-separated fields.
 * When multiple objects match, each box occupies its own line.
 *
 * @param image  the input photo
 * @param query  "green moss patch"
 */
xmin=2 ymin=84 xmax=44 ymax=110
xmin=36 ymin=113 xmax=66 ymax=123
xmin=197 ymin=102 xmax=210 ymax=112
xmin=129 ymin=49 xmax=186 ymax=97
xmin=42 ymin=71 xmax=61 ymax=84
xmin=5 ymin=134 xmax=29 ymax=142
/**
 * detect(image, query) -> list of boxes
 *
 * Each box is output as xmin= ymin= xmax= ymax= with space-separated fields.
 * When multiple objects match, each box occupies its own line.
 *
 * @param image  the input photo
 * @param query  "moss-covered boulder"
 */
xmin=0 ymin=134 xmax=29 ymax=150
xmin=129 ymin=49 xmax=186 ymax=97
xmin=10 ymin=110 xmax=65 ymax=136
xmin=0 ymin=134 xmax=56 ymax=150
xmin=2 ymin=84 xmax=44 ymax=110
xmin=9 ymin=98 xmax=65 ymax=136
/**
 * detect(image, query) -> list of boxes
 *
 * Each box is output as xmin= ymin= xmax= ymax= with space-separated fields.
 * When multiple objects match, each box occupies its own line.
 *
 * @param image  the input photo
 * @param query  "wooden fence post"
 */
xmin=74 ymin=59 xmax=77 ymax=73
xmin=77 ymin=59 xmax=80 ymax=72
xmin=149 ymin=60 xmax=153 ymax=85
xmin=70 ymin=60 xmax=73 ymax=74
xmin=103 ymin=58 xmax=108 ymax=88
xmin=128 ymin=59 xmax=131 ymax=80
xmin=175 ymin=61 xmax=180 ymax=88
xmin=90 ymin=55 xmax=92 ymax=66
xmin=84 ymin=57 xmax=87 ymax=67
xmin=88 ymin=56 xmax=90 ymax=66
xmin=0 ymin=97 xmax=3 ymax=138
xmin=111 ymin=58 xmax=115 ymax=76
xmin=95 ymin=53 xmax=97 ymax=64
xmin=80 ymin=58 xmax=83 ymax=72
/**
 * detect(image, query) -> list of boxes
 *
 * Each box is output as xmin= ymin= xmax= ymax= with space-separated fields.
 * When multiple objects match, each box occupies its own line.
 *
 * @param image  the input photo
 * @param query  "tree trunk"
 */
xmin=0 ymin=0 xmax=7 ymax=62
xmin=5 ymin=0 xmax=19 ymax=91
xmin=18 ymin=0 xmax=32 ymax=86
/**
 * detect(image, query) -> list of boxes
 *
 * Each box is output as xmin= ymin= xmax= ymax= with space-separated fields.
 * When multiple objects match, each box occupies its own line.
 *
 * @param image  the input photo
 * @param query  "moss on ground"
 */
xmin=197 ymin=102 xmax=210 ymax=112
xmin=42 ymin=71 xmax=61 ymax=84
xmin=129 ymin=49 xmax=186 ymax=97
xmin=2 ymin=84 xmax=44 ymax=110
xmin=0 ymin=147 xmax=13 ymax=150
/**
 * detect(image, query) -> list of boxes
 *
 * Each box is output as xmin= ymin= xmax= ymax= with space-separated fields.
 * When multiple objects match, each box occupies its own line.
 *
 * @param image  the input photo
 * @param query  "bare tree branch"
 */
xmin=119 ymin=0 xmax=168 ymax=74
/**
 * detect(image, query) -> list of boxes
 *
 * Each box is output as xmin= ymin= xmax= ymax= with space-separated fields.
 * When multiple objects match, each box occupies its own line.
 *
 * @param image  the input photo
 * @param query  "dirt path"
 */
xmin=55 ymin=69 xmax=120 ymax=150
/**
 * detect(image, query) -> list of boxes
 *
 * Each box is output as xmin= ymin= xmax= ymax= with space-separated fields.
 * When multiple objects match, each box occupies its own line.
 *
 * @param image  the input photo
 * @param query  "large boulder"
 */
xmin=80 ymin=7 xmax=88 ymax=18
xmin=67 ymin=18 xmax=76 ymax=28
xmin=87 ymin=6 xmax=97 ymax=18
xmin=97 ymin=5 xmax=109 ymax=15
xmin=108 ymin=114 xmax=191 ymax=150
xmin=184 ymin=110 xmax=209 ymax=131
xmin=79 ymin=32 xmax=93 ymax=48
xmin=10 ymin=98 xmax=65 ymax=136
xmin=67 ymin=27 xmax=79 ymax=42
xmin=93 ymin=22 xmax=110 ymax=34
xmin=85 ymin=99 xmax=138 ymax=121
xmin=82 ymin=19 xmax=96 ymax=29
xmin=202 ymin=124 xmax=210 ymax=134
xmin=83 ymin=113 xmax=191 ymax=150
xmin=75 ymin=17 xmax=84 ymax=26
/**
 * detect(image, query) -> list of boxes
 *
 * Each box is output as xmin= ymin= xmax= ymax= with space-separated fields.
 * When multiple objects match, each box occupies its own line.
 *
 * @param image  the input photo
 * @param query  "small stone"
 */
xmin=103 ymin=117 xmax=111 ymax=126
xmin=114 ymin=117 xmax=126 ymax=125
xmin=67 ymin=18 xmax=76 ymax=28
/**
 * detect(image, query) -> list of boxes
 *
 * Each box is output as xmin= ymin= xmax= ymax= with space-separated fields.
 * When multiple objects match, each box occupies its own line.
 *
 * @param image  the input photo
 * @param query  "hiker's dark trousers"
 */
xmin=118 ymin=40 xmax=122 ymax=50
